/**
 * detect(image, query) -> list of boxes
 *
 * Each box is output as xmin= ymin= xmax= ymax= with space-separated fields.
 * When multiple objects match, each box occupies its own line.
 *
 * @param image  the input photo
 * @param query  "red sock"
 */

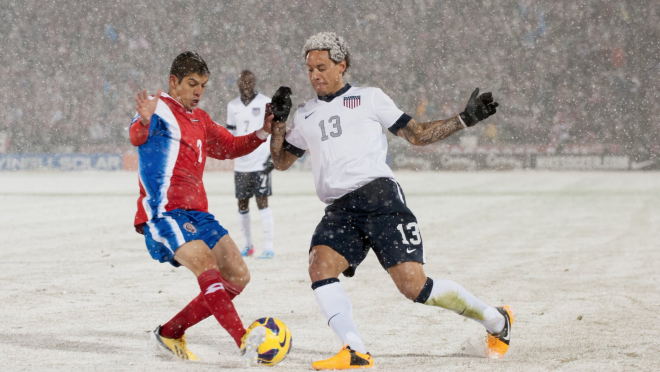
xmin=160 ymin=293 xmax=211 ymax=339
xmin=160 ymin=275 xmax=244 ymax=340
xmin=197 ymin=269 xmax=247 ymax=347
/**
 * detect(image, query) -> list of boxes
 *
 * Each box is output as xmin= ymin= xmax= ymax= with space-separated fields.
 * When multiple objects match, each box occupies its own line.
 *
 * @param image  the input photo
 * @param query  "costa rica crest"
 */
xmin=183 ymin=222 xmax=197 ymax=233
xmin=343 ymin=95 xmax=361 ymax=109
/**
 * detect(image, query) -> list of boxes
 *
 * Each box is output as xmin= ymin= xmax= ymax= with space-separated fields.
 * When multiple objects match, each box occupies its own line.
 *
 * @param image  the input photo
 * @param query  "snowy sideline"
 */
xmin=1 ymin=170 xmax=659 ymax=371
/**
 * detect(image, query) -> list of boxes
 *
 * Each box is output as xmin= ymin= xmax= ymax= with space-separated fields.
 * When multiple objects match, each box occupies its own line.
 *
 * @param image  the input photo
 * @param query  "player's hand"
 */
xmin=459 ymin=88 xmax=499 ymax=127
xmin=262 ymin=156 xmax=275 ymax=174
xmin=134 ymin=88 xmax=162 ymax=126
xmin=271 ymin=86 xmax=292 ymax=122
xmin=262 ymin=103 xmax=274 ymax=134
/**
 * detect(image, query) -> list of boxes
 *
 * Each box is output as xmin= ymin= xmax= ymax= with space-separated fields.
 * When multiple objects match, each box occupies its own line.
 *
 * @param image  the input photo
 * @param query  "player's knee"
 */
xmin=256 ymin=197 xmax=268 ymax=209
xmin=189 ymin=252 xmax=219 ymax=276
xmin=217 ymin=260 xmax=251 ymax=286
xmin=201 ymin=253 xmax=219 ymax=271
xmin=237 ymin=269 xmax=250 ymax=286
xmin=308 ymin=246 xmax=347 ymax=281
xmin=308 ymin=257 xmax=331 ymax=282
xmin=238 ymin=199 xmax=249 ymax=211
xmin=308 ymin=260 xmax=322 ymax=281
xmin=219 ymin=270 xmax=250 ymax=288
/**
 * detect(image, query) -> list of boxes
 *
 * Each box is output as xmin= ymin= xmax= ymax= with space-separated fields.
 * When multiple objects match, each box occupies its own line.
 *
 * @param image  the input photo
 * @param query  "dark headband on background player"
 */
xmin=302 ymin=32 xmax=351 ymax=75
xmin=170 ymin=51 xmax=210 ymax=83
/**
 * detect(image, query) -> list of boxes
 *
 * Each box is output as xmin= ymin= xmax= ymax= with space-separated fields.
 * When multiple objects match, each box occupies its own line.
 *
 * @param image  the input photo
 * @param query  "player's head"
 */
xmin=237 ymin=70 xmax=256 ymax=99
xmin=168 ymin=51 xmax=210 ymax=110
xmin=302 ymin=32 xmax=350 ymax=97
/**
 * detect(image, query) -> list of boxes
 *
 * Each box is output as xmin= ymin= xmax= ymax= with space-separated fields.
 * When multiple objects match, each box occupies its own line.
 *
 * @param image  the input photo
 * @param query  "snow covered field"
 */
xmin=1 ymin=170 xmax=659 ymax=371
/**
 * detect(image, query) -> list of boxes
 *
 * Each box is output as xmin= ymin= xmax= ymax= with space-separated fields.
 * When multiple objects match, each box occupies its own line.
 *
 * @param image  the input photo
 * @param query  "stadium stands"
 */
xmin=1 ymin=0 xmax=658 ymax=158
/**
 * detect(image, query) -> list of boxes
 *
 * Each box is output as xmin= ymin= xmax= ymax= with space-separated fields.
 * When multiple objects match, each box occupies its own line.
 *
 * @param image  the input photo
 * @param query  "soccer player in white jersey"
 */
xmin=226 ymin=70 xmax=275 ymax=259
xmin=270 ymin=32 xmax=512 ymax=370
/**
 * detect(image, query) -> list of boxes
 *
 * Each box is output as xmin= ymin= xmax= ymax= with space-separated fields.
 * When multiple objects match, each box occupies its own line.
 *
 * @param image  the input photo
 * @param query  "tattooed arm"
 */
xmin=270 ymin=121 xmax=299 ymax=170
xmin=396 ymin=115 xmax=466 ymax=146
xmin=397 ymin=88 xmax=500 ymax=146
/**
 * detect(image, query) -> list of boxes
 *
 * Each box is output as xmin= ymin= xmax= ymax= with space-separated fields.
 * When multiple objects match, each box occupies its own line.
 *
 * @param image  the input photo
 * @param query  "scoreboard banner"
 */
xmin=0 ymin=154 xmax=123 ymax=171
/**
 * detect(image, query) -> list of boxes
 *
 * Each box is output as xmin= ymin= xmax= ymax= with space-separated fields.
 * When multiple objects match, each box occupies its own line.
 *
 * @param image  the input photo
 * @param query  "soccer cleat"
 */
xmin=241 ymin=245 xmax=255 ymax=257
xmin=487 ymin=306 xmax=515 ymax=359
xmin=257 ymin=250 xmax=275 ymax=259
xmin=312 ymin=345 xmax=374 ymax=370
xmin=150 ymin=325 xmax=198 ymax=361
xmin=240 ymin=326 xmax=267 ymax=366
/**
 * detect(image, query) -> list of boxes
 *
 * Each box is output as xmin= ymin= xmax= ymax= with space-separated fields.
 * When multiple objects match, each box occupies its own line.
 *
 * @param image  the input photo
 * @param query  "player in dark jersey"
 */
xmin=269 ymin=33 xmax=512 ymax=370
xmin=131 ymin=51 xmax=273 ymax=365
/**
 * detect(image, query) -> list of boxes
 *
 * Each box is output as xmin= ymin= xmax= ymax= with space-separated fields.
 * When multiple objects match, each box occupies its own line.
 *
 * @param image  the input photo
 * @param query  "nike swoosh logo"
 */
xmin=500 ymin=310 xmax=511 ymax=342
xmin=279 ymin=329 xmax=288 ymax=347
xmin=502 ymin=318 xmax=510 ymax=341
xmin=327 ymin=313 xmax=340 ymax=326
xmin=406 ymin=248 xmax=416 ymax=253
xmin=191 ymin=119 xmax=199 ymax=122
xmin=305 ymin=111 xmax=316 ymax=119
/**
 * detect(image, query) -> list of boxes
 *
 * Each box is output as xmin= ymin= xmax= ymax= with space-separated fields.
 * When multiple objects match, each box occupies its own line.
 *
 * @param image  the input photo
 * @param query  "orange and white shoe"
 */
xmin=312 ymin=345 xmax=374 ymax=370
xmin=487 ymin=306 xmax=514 ymax=359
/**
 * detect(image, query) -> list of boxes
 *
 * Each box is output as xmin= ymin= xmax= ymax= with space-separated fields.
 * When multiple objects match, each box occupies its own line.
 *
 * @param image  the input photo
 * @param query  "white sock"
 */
xmin=424 ymin=278 xmax=504 ymax=334
xmin=238 ymin=209 xmax=252 ymax=248
xmin=313 ymin=282 xmax=368 ymax=354
xmin=259 ymin=207 xmax=274 ymax=252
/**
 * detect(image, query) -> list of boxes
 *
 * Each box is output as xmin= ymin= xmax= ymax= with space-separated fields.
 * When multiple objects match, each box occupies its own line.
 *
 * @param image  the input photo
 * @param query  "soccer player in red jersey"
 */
xmin=130 ymin=51 xmax=272 ymax=365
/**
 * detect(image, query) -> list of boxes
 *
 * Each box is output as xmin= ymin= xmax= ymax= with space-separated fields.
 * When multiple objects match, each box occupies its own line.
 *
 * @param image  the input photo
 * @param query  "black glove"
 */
xmin=262 ymin=156 xmax=275 ymax=174
xmin=459 ymin=88 xmax=499 ymax=127
xmin=271 ymin=86 xmax=292 ymax=122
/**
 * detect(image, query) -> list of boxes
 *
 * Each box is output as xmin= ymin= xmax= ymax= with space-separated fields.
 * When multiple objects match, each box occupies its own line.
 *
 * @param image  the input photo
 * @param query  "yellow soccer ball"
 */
xmin=245 ymin=317 xmax=292 ymax=366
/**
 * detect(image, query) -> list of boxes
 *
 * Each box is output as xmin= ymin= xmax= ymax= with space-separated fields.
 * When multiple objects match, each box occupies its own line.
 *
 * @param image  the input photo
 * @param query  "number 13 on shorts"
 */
xmin=396 ymin=222 xmax=426 ymax=262
xmin=397 ymin=222 xmax=421 ymax=245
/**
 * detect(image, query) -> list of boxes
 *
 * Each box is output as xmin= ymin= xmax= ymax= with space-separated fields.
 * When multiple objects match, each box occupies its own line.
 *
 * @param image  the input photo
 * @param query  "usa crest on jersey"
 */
xmin=343 ymin=96 xmax=361 ymax=109
xmin=252 ymin=107 xmax=261 ymax=116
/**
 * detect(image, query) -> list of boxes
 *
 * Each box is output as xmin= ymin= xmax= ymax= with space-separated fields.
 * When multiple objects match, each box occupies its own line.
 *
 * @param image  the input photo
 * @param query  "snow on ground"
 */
xmin=1 ymin=170 xmax=659 ymax=371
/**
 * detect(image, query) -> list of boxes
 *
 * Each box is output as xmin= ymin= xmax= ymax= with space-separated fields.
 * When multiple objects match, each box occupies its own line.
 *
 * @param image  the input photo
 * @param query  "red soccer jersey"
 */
xmin=130 ymin=93 xmax=265 ymax=229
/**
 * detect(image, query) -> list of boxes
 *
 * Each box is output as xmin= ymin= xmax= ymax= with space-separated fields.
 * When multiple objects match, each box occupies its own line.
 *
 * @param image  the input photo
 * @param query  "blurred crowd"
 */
xmin=1 ymin=0 xmax=659 ymax=155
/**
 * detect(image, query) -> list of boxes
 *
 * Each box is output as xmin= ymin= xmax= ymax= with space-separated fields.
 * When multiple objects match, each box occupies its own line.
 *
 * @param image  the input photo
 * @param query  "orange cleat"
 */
xmin=312 ymin=345 xmax=374 ymax=370
xmin=487 ymin=306 xmax=515 ymax=359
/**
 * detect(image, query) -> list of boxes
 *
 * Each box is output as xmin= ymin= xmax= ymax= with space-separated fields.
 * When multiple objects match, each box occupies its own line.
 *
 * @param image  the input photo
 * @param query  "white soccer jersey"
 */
xmin=284 ymin=84 xmax=412 ymax=204
xmin=226 ymin=93 xmax=271 ymax=172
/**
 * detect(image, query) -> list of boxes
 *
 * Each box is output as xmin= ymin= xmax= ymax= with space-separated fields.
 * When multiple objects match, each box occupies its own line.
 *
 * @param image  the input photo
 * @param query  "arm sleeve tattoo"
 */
xmin=270 ymin=121 xmax=298 ymax=170
xmin=397 ymin=115 xmax=465 ymax=146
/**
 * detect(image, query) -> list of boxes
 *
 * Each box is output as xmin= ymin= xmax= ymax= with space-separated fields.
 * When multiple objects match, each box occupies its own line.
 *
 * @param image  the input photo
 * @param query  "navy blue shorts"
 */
xmin=235 ymin=171 xmax=272 ymax=199
xmin=143 ymin=209 xmax=228 ymax=267
xmin=310 ymin=178 xmax=425 ymax=277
